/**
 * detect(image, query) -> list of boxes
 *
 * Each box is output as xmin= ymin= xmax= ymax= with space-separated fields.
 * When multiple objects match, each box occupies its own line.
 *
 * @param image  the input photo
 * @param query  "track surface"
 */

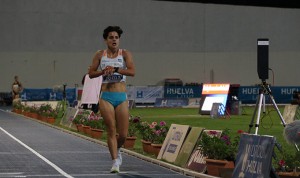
xmin=0 ymin=107 xmax=190 ymax=178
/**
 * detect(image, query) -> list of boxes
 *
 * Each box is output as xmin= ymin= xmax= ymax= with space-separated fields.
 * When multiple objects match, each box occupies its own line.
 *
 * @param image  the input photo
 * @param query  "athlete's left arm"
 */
xmin=117 ymin=50 xmax=135 ymax=77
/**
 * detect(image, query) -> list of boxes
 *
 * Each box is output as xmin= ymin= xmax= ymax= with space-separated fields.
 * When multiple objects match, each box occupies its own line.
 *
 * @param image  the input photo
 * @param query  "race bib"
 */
xmin=103 ymin=74 xmax=123 ymax=82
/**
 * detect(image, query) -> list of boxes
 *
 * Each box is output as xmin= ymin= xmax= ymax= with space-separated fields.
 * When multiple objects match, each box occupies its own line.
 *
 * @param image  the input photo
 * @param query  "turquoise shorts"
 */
xmin=100 ymin=92 xmax=127 ymax=108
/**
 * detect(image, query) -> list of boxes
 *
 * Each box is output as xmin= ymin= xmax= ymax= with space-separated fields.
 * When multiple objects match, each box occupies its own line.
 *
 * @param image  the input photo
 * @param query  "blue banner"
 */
xmin=127 ymin=86 xmax=164 ymax=103
xmin=164 ymin=86 xmax=202 ymax=98
xmin=155 ymin=98 xmax=189 ymax=107
xmin=238 ymin=86 xmax=300 ymax=104
xmin=20 ymin=88 xmax=77 ymax=105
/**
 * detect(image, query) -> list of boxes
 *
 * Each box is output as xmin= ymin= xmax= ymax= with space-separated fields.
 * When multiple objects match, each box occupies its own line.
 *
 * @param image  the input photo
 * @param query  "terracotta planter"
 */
xmin=28 ymin=112 xmax=35 ymax=118
xmin=277 ymin=172 xmax=300 ymax=178
xmin=141 ymin=140 xmax=152 ymax=153
xmin=82 ymin=125 xmax=91 ymax=134
xmin=37 ymin=114 xmax=43 ymax=120
xmin=151 ymin=143 xmax=162 ymax=157
xmin=76 ymin=124 xmax=84 ymax=133
xmin=24 ymin=112 xmax=30 ymax=117
xmin=123 ymin=137 xmax=137 ymax=149
xmin=41 ymin=116 xmax=48 ymax=122
xmin=14 ymin=109 xmax=22 ymax=114
xmin=17 ymin=109 xmax=22 ymax=114
xmin=31 ymin=113 xmax=39 ymax=119
xmin=47 ymin=117 xmax=55 ymax=124
xmin=90 ymin=129 xmax=103 ymax=139
xmin=205 ymin=158 xmax=235 ymax=177
xmin=85 ymin=126 xmax=92 ymax=136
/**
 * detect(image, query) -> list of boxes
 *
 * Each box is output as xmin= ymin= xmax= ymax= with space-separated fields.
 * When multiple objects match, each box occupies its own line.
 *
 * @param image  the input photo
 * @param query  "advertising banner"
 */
xmin=164 ymin=86 xmax=202 ymax=98
xmin=21 ymin=88 xmax=49 ymax=101
xmin=20 ymin=88 xmax=77 ymax=105
xmin=154 ymin=98 xmax=189 ymax=107
xmin=127 ymin=86 xmax=163 ymax=103
xmin=238 ymin=86 xmax=300 ymax=104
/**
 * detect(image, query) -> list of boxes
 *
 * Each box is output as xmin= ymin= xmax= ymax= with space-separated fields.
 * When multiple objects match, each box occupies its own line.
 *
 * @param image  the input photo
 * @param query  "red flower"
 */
xmin=278 ymin=159 xmax=285 ymax=167
xmin=208 ymin=130 xmax=218 ymax=136
xmin=160 ymin=121 xmax=166 ymax=126
xmin=133 ymin=117 xmax=141 ymax=123
xmin=237 ymin=130 xmax=244 ymax=134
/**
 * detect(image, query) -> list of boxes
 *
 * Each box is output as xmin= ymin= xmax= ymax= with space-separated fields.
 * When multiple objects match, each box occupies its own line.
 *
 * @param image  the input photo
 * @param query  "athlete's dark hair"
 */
xmin=103 ymin=26 xmax=123 ymax=39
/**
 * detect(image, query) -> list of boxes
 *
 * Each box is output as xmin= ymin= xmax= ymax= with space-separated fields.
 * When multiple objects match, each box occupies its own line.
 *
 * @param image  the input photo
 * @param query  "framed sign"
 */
xmin=157 ymin=124 xmax=190 ymax=163
xmin=232 ymin=134 xmax=276 ymax=178
xmin=60 ymin=107 xmax=79 ymax=129
xmin=174 ymin=127 xmax=204 ymax=167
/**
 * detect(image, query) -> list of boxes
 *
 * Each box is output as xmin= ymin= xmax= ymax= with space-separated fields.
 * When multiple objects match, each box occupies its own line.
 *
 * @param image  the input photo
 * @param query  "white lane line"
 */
xmin=0 ymin=172 xmax=24 ymax=175
xmin=0 ymin=127 xmax=73 ymax=178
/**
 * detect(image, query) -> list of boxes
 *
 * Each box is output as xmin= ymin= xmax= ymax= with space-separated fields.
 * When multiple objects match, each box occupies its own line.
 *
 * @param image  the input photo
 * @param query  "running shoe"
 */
xmin=110 ymin=161 xmax=120 ymax=173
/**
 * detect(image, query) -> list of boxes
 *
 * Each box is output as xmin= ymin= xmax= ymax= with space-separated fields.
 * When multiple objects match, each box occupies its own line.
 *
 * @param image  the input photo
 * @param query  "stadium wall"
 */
xmin=0 ymin=0 xmax=300 ymax=91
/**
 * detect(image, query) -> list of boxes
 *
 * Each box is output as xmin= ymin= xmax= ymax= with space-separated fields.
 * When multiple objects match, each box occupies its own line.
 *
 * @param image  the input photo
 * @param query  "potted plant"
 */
xmin=198 ymin=129 xmax=243 ymax=176
xmin=38 ymin=104 xmax=56 ymax=123
xmin=127 ymin=115 xmax=141 ymax=137
xmin=89 ymin=113 xmax=104 ymax=130
xmin=38 ymin=104 xmax=52 ymax=121
xmin=149 ymin=121 xmax=169 ymax=156
xmin=137 ymin=121 xmax=154 ymax=153
xmin=276 ymin=151 xmax=300 ymax=177
xmin=124 ymin=115 xmax=141 ymax=149
xmin=46 ymin=107 xmax=57 ymax=124
xmin=150 ymin=121 xmax=169 ymax=144
xmin=23 ymin=105 xmax=31 ymax=117
xmin=137 ymin=121 xmax=153 ymax=142
xmin=72 ymin=110 xmax=90 ymax=133
xmin=12 ymin=101 xmax=23 ymax=114
xmin=88 ymin=112 xmax=105 ymax=139
xmin=29 ymin=105 xmax=39 ymax=119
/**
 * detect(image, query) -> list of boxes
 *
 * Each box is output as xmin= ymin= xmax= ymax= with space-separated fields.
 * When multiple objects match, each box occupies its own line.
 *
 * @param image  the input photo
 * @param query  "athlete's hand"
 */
xmin=104 ymin=66 xmax=114 ymax=76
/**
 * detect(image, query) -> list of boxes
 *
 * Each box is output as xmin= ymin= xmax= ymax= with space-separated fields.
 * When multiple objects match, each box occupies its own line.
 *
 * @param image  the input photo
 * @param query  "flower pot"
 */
xmin=14 ymin=109 xmax=22 ymax=114
xmin=41 ymin=116 xmax=48 ymax=122
xmin=205 ymin=158 xmax=235 ymax=177
xmin=82 ymin=125 xmax=91 ymax=134
xmin=151 ymin=143 xmax=162 ymax=157
xmin=124 ymin=137 xmax=137 ymax=149
xmin=76 ymin=124 xmax=84 ymax=133
xmin=31 ymin=113 xmax=39 ymax=119
xmin=47 ymin=117 xmax=55 ymax=124
xmin=24 ymin=112 xmax=30 ymax=117
xmin=37 ymin=114 xmax=43 ymax=120
xmin=90 ymin=129 xmax=103 ymax=139
xmin=277 ymin=172 xmax=300 ymax=178
xmin=141 ymin=139 xmax=152 ymax=153
xmin=28 ymin=112 xmax=36 ymax=118
xmin=85 ymin=127 xmax=92 ymax=136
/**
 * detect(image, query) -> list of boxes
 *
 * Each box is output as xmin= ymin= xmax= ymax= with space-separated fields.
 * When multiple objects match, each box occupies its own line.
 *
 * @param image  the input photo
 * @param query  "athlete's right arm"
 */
xmin=89 ymin=50 xmax=105 ymax=78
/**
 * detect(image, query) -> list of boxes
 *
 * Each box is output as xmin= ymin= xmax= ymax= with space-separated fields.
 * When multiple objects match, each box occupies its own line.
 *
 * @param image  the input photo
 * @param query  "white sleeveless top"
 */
xmin=100 ymin=49 xmax=126 ymax=83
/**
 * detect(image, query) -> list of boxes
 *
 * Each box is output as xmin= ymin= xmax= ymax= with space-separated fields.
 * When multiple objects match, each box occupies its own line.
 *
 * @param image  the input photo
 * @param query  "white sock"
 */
xmin=117 ymin=148 xmax=122 ymax=165
xmin=113 ymin=159 xmax=118 ymax=165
